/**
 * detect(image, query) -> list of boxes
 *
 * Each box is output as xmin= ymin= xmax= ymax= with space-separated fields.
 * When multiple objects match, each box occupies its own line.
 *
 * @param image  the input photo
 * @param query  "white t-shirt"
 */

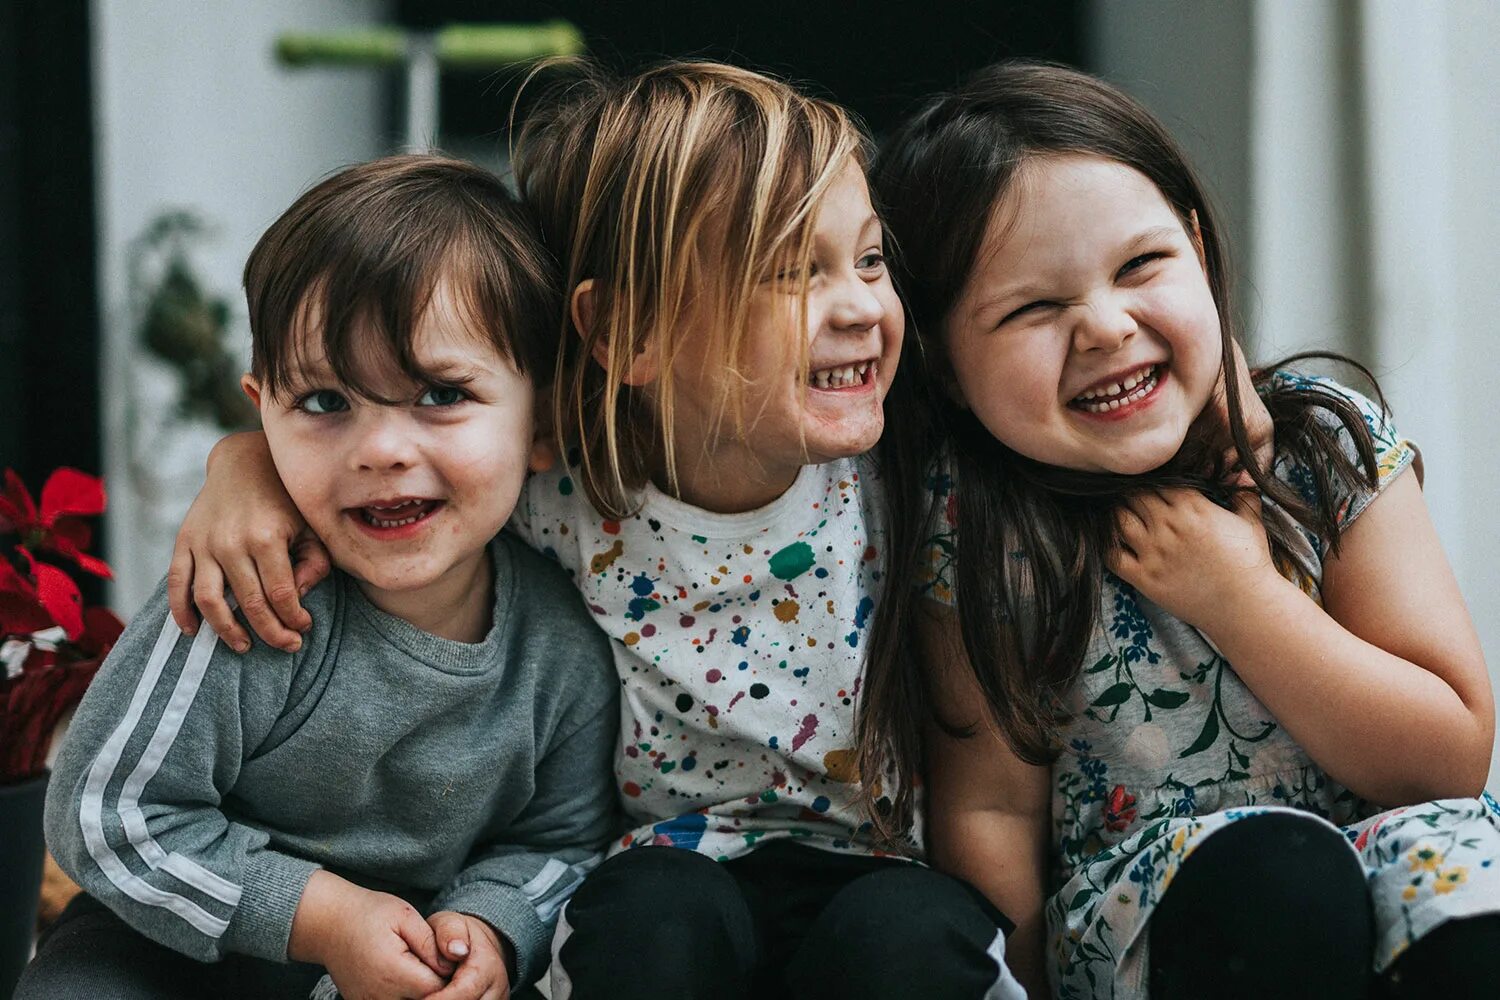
xmin=511 ymin=454 xmax=900 ymax=861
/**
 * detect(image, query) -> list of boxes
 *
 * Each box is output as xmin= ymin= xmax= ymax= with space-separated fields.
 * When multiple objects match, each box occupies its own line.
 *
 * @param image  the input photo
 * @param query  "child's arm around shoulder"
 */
xmin=920 ymin=600 xmax=1051 ymax=999
xmin=167 ymin=430 xmax=331 ymax=654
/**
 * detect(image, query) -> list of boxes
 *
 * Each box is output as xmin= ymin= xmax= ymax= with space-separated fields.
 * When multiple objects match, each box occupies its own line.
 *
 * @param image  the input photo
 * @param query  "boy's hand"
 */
xmin=1109 ymin=487 xmax=1279 ymax=633
xmin=291 ymin=873 xmax=452 ymax=1000
xmin=422 ymin=911 xmax=513 ymax=1000
xmin=167 ymin=430 xmax=331 ymax=653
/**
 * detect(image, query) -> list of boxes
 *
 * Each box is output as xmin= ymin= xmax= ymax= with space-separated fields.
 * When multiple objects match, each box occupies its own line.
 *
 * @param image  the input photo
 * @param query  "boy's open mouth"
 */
xmin=807 ymin=360 xmax=875 ymax=391
xmin=1069 ymin=363 xmax=1163 ymax=414
xmin=351 ymin=498 xmax=444 ymax=530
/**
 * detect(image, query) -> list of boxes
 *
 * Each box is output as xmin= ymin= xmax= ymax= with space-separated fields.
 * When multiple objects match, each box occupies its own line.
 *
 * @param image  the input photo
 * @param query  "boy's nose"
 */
xmin=348 ymin=411 xmax=420 ymax=471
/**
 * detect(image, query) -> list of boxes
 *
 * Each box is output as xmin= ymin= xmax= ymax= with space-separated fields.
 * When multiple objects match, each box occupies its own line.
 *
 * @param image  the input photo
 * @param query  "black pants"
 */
xmin=1148 ymin=811 xmax=1500 ymax=1000
xmin=16 ymin=893 xmax=325 ymax=999
xmin=552 ymin=841 xmax=1016 ymax=999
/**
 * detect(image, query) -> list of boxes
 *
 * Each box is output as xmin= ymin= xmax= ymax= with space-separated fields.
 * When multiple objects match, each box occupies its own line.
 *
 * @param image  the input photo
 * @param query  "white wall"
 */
xmin=1093 ymin=0 xmax=1500 ymax=787
xmin=93 ymin=0 xmax=390 ymax=616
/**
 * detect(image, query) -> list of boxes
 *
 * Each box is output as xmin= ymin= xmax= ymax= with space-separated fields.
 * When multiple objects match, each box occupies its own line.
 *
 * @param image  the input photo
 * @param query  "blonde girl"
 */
xmin=165 ymin=62 xmax=1023 ymax=999
xmin=869 ymin=61 xmax=1500 ymax=1000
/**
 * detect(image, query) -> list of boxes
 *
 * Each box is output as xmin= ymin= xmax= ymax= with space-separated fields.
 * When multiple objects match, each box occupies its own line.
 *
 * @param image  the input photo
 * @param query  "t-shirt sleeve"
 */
xmin=915 ymin=451 xmax=960 ymax=607
xmin=1269 ymin=372 xmax=1419 ymax=534
xmin=506 ymin=466 xmax=583 ymax=578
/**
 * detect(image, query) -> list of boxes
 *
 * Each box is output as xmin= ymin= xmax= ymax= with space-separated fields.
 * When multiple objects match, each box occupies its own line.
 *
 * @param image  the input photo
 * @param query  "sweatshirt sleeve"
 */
xmin=44 ymin=580 xmax=319 ymax=963
xmin=430 ymin=689 xmax=621 ymax=987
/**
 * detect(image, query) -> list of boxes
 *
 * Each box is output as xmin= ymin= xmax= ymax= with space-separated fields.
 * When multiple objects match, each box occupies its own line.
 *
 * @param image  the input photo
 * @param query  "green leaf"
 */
xmin=1144 ymin=688 xmax=1190 ymax=710
xmin=1091 ymin=682 xmax=1133 ymax=708
xmin=1179 ymin=710 xmax=1220 ymax=758
xmin=1067 ymin=886 xmax=1097 ymax=912
xmin=1086 ymin=654 xmax=1116 ymax=674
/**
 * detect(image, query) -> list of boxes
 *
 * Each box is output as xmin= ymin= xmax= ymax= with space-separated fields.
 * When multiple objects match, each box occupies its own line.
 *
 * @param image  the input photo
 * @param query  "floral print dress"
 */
xmin=923 ymin=375 xmax=1500 ymax=999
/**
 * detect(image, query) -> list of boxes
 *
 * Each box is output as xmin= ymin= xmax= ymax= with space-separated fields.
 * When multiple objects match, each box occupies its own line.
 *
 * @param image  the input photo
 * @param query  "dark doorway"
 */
xmin=0 ymin=1 xmax=103 ymax=487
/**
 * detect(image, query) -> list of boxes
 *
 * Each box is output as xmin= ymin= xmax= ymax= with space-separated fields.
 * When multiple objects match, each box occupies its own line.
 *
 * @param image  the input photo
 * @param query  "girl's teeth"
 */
xmin=811 ymin=362 xmax=873 ymax=389
xmin=1074 ymin=366 xmax=1159 ymax=413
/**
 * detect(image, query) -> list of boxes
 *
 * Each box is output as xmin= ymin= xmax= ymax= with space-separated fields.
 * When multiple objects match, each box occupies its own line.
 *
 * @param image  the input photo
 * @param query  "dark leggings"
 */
xmin=1149 ymin=812 xmax=1373 ymax=1000
xmin=553 ymin=842 xmax=1016 ymax=999
xmin=1377 ymin=912 xmax=1500 ymax=1000
xmin=16 ymin=893 xmax=325 ymax=999
xmin=1149 ymin=812 xmax=1500 ymax=1000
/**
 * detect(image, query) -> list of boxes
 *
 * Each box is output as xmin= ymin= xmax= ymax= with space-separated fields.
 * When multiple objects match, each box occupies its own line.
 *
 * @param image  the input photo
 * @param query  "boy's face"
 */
xmin=245 ymin=278 xmax=547 ymax=606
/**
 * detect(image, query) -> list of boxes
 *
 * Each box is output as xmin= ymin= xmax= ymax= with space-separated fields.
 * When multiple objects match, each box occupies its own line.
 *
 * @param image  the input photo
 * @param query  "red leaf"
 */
xmin=79 ymin=606 xmax=125 ymax=655
xmin=0 ymin=469 xmax=39 ymax=533
xmin=39 ymin=468 xmax=106 ymax=521
xmin=32 ymin=562 xmax=83 ymax=640
xmin=0 ymin=591 xmax=52 ymax=636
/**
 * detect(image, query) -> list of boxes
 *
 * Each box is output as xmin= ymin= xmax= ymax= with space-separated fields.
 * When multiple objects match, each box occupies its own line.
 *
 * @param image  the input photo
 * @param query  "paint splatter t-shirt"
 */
xmin=511 ymin=455 xmax=897 ymax=862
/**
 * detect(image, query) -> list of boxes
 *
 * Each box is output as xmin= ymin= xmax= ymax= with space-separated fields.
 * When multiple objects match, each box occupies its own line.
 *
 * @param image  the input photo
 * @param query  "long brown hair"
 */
xmin=860 ymin=61 xmax=1383 ymax=840
xmin=512 ymin=60 xmax=867 ymax=518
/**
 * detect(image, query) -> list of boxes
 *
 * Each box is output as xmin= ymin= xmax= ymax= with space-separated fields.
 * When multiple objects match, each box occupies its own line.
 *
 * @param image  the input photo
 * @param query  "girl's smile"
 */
xmin=945 ymin=153 xmax=1223 ymax=475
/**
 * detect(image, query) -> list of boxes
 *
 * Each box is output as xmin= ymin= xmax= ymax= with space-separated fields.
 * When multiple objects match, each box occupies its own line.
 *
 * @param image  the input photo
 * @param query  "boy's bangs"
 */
xmin=259 ymin=240 xmax=516 ymax=406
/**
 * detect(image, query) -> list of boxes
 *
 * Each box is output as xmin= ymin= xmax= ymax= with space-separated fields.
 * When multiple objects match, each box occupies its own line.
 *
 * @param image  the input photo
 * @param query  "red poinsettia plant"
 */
xmin=0 ymin=468 xmax=123 ymax=784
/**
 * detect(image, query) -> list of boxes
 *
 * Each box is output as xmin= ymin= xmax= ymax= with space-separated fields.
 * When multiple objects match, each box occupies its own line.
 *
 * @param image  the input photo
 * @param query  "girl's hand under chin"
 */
xmin=167 ymin=430 xmax=331 ymax=653
xmin=1109 ymin=487 xmax=1281 ymax=633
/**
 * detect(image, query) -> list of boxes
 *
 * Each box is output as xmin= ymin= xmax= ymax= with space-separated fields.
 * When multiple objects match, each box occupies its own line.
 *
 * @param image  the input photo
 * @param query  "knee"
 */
xmin=567 ymin=846 xmax=745 ymax=935
xmin=798 ymin=866 xmax=1009 ymax=998
xmin=1150 ymin=813 xmax=1372 ymax=1000
xmin=554 ymin=848 xmax=754 ymax=998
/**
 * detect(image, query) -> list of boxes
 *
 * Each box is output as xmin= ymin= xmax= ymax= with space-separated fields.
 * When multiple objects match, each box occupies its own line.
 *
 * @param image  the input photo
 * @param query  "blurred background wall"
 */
xmin=2 ymin=0 xmax=1495 ymax=783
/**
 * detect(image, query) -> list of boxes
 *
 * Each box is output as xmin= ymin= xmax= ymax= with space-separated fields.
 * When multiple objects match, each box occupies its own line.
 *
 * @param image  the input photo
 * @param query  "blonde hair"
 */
xmin=514 ymin=59 xmax=868 ymax=518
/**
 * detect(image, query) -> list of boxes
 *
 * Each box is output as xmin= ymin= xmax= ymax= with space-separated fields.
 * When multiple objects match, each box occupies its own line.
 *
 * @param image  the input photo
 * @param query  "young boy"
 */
xmin=19 ymin=156 xmax=619 ymax=1000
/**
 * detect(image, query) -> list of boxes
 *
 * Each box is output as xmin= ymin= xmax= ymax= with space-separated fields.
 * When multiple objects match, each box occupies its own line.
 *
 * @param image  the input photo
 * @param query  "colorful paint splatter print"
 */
xmin=512 ymin=454 xmax=907 ymax=863
xmin=922 ymin=374 xmax=1500 ymax=999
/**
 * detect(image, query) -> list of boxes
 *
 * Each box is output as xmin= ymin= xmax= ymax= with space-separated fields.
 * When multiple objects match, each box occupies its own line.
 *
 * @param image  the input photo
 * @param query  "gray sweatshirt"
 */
xmin=45 ymin=532 xmax=619 ymax=987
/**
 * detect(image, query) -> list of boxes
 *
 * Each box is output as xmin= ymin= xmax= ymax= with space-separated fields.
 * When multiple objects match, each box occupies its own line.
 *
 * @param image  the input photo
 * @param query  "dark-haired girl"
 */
xmin=868 ymin=62 xmax=1500 ymax=999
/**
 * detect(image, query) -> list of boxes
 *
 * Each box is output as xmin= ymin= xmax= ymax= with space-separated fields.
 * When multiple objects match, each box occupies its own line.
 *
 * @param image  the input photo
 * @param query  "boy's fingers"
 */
xmin=166 ymin=546 xmax=200 ymax=635
xmin=191 ymin=564 xmax=250 ymax=653
xmin=388 ymin=953 xmax=448 ymax=997
xmin=428 ymin=911 xmax=472 ymax=961
xmin=422 ymin=962 xmax=489 ymax=1000
xmin=398 ymin=907 xmax=451 ymax=978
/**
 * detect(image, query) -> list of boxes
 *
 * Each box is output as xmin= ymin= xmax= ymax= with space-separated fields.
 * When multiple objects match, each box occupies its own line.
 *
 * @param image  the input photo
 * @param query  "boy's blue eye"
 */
xmin=417 ymin=385 xmax=467 ymax=407
xmin=298 ymin=390 xmax=349 ymax=415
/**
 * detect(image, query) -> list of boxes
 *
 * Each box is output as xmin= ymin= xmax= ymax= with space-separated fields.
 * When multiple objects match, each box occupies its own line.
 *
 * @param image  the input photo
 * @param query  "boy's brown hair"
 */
xmin=244 ymin=154 xmax=559 ymax=401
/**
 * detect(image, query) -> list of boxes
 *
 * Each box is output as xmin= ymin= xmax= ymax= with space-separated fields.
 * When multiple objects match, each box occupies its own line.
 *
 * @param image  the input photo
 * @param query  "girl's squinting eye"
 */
xmin=417 ymin=385 xmax=468 ymax=407
xmin=997 ymin=300 xmax=1057 ymax=328
xmin=1118 ymin=251 xmax=1167 ymax=279
xmin=297 ymin=389 xmax=349 ymax=415
xmin=857 ymin=251 xmax=886 ymax=272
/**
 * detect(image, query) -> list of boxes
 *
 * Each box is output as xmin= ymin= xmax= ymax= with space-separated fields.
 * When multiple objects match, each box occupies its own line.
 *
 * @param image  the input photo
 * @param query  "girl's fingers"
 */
xmin=289 ymin=532 xmax=333 ymax=599
xmin=190 ymin=562 xmax=250 ymax=653
xmin=166 ymin=544 xmax=200 ymax=635
xmin=388 ymin=953 xmax=448 ymax=997
xmin=249 ymin=535 xmax=312 ymax=637
xmin=221 ymin=554 xmax=300 ymax=652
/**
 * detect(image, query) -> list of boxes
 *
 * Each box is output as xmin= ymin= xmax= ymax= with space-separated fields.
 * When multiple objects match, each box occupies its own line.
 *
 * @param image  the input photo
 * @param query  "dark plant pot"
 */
xmin=0 ymin=773 xmax=48 ymax=999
